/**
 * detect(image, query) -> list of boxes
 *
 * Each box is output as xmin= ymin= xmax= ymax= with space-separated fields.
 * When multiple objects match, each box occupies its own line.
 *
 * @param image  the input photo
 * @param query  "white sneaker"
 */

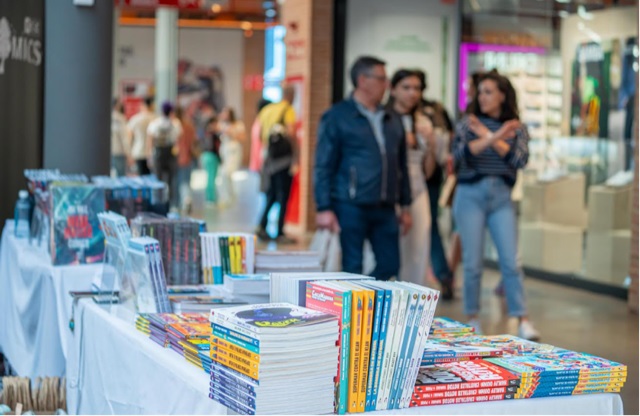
xmin=518 ymin=320 xmax=541 ymax=341
xmin=467 ymin=319 xmax=483 ymax=335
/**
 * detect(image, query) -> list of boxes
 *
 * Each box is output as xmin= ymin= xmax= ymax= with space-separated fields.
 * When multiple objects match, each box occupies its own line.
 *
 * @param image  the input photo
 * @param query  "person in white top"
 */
xmin=147 ymin=101 xmax=183 ymax=208
xmin=127 ymin=97 xmax=156 ymax=175
xmin=388 ymin=69 xmax=438 ymax=286
xmin=111 ymin=98 xmax=129 ymax=177
xmin=216 ymin=106 xmax=245 ymax=205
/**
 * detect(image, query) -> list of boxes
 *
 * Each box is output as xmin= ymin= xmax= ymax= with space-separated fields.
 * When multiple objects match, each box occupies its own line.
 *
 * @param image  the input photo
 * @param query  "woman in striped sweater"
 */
xmin=452 ymin=70 xmax=540 ymax=340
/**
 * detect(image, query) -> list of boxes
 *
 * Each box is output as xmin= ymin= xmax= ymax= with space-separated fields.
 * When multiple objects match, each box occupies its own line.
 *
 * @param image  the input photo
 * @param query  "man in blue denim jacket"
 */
xmin=314 ymin=56 xmax=412 ymax=280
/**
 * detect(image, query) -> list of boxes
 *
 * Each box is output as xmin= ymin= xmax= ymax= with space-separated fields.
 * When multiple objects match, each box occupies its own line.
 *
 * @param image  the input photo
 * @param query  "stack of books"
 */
xmin=410 ymin=359 xmax=520 ymax=407
xmin=200 ymin=233 xmax=256 ymax=285
xmin=254 ymin=251 xmax=322 ymax=274
xmin=305 ymin=280 xmax=440 ymax=413
xmin=269 ymin=272 xmax=372 ymax=306
xmin=429 ymin=317 xmax=475 ymax=337
xmin=167 ymin=321 xmax=213 ymax=370
xmin=132 ymin=213 xmax=206 ymax=286
xmin=136 ymin=312 xmax=208 ymax=347
xmin=127 ymin=237 xmax=171 ymax=313
xmin=208 ymin=303 xmax=340 ymax=415
xmin=223 ymin=274 xmax=270 ymax=304
xmin=487 ymin=350 xmax=627 ymax=399
xmin=92 ymin=175 xmax=170 ymax=219
xmin=169 ymin=296 xmax=246 ymax=314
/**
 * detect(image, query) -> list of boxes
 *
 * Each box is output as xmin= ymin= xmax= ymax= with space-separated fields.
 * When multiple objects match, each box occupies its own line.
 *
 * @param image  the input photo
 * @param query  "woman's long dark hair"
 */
xmin=470 ymin=70 xmax=519 ymax=121
xmin=387 ymin=69 xmax=422 ymax=115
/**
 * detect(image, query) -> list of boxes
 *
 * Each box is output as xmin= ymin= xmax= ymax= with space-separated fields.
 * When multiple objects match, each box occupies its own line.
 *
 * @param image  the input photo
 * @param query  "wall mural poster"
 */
xmin=570 ymin=37 xmax=638 ymax=142
xmin=570 ymin=41 xmax=606 ymax=137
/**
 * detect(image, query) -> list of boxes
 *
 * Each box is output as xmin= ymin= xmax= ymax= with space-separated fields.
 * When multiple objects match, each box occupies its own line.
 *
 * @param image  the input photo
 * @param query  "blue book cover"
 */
xmin=359 ymin=283 xmax=385 ymax=411
xmin=388 ymin=288 xmax=419 ymax=409
xmin=369 ymin=286 xmax=393 ymax=410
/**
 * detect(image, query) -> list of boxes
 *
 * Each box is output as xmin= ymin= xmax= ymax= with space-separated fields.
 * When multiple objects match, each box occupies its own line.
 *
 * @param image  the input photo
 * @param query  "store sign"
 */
xmin=115 ymin=0 xmax=202 ymax=9
xmin=0 ymin=14 xmax=43 ymax=75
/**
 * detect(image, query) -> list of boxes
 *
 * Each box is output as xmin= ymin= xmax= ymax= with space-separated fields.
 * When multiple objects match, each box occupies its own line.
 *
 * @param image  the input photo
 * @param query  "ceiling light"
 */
xmin=555 ymin=0 xmax=570 ymax=3
xmin=558 ymin=10 xmax=569 ymax=18
xmin=265 ymin=9 xmax=276 ymax=18
xmin=211 ymin=4 xmax=221 ymax=13
xmin=241 ymin=21 xmax=253 ymax=31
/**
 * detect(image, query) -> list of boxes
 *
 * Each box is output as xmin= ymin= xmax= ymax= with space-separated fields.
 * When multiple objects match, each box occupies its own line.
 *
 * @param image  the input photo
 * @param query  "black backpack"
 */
xmin=267 ymin=105 xmax=294 ymax=159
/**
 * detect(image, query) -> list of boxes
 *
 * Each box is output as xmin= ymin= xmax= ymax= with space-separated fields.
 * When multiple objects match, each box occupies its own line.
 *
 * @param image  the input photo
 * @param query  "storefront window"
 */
xmin=462 ymin=0 xmax=638 ymax=288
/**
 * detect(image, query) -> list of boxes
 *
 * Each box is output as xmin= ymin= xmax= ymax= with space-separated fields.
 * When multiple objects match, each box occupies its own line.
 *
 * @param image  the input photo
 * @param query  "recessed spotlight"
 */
xmin=241 ymin=21 xmax=253 ymax=31
xmin=211 ymin=4 xmax=221 ymax=13
xmin=265 ymin=9 xmax=276 ymax=18
xmin=555 ymin=0 xmax=570 ymax=3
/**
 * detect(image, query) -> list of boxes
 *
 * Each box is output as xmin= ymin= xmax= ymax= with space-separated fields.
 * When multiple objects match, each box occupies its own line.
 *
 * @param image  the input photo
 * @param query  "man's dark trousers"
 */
xmin=333 ymin=200 xmax=400 ymax=281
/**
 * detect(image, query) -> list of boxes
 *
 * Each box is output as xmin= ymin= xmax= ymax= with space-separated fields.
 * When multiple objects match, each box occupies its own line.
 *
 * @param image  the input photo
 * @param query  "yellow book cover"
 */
xmin=347 ymin=287 xmax=364 ymax=412
xmin=228 ymin=236 xmax=237 ymax=274
xmin=239 ymin=236 xmax=246 ymax=273
xmin=211 ymin=353 xmax=259 ymax=380
xmin=357 ymin=286 xmax=375 ymax=412
xmin=211 ymin=335 xmax=261 ymax=362
xmin=212 ymin=344 xmax=260 ymax=370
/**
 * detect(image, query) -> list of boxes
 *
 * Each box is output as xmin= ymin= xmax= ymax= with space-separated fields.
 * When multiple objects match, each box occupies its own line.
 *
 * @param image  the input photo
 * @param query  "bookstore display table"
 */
xmin=66 ymin=300 xmax=227 ymax=415
xmin=66 ymin=301 xmax=624 ymax=416
xmin=0 ymin=222 xmax=98 ymax=378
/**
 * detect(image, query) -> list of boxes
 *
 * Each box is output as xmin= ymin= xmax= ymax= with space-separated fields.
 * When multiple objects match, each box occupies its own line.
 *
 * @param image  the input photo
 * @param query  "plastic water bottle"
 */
xmin=14 ymin=190 xmax=30 ymax=238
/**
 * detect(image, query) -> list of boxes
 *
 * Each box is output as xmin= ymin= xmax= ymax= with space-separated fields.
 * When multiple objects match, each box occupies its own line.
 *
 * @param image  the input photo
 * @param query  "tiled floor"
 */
xmin=204 ymin=191 xmax=639 ymax=415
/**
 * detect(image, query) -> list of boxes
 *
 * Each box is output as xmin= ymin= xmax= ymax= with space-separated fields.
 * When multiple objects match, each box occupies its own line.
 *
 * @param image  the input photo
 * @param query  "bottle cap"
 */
xmin=19 ymin=190 xmax=28 ymax=199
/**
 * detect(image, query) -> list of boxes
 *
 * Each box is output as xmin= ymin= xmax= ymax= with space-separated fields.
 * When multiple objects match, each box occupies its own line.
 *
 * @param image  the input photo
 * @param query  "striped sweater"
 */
xmin=452 ymin=115 xmax=529 ymax=187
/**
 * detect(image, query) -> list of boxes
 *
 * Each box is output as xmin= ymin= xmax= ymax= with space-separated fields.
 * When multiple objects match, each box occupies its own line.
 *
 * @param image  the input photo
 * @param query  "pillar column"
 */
xmin=280 ymin=0 xmax=334 ymax=234
xmin=43 ymin=0 xmax=113 ymax=175
xmin=155 ymin=7 xmax=178 ymax=110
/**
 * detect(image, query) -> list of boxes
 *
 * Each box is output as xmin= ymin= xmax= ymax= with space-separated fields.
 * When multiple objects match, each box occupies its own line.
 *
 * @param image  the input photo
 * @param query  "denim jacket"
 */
xmin=314 ymin=98 xmax=412 ymax=211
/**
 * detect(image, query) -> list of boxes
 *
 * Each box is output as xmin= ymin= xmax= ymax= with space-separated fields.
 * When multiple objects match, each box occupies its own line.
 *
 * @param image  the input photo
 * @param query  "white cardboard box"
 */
xmin=584 ymin=230 xmax=631 ymax=286
xmin=587 ymin=185 xmax=632 ymax=232
xmin=521 ymin=173 xmax=587 ymax=229
xmin=519 ymin=222 xmax=584 ymax=274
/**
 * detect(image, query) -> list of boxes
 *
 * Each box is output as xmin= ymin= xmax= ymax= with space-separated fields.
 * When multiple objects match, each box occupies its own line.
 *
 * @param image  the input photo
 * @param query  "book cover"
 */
xmin=51 ymin=185 xmax=106 ymax=265
xmin=305 ymin=281 xmax=352 ymax=415
xmin=414 ymin=360 xmax=521 ymax=393
xmin=359 ymin=283 xmax=385 ymax=411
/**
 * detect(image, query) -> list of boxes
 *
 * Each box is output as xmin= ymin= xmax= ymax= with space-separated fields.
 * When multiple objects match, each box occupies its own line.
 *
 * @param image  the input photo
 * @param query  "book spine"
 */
xmin=211 ymin=336 xmax=261 ymax=362
xmin=376 ymin=288 xmax=404 ymax=410
xmin=412 ymin=387 xmax=515 ymax=400
xmin=347 ymin=290 xmax=362 ymax=413
xmin=211 ymin=323 xmax=260 ymax=349
xmin=392 ymin=291 xmax=422 ymax=409
xmin=370 ymin=290 xmax=392 ymax=410
xmin=210 ymin=373 xmax=257 ymax=396
xmin=400 ymin=291 xmax=438 ymax=409
xmin=364 ymin=289 xmax=384 ymax=411
xmin=397 ymin=291 xmax=429 ymax=409
xmin=210 ymin=313 xmax=261 ymax=339
xmin=357 ymin=289 xmax=374 ymax=413
xmin=410 ymin=393 xmax=510 ymax=407
xmin=212 ymin=344 xmax=260 ymax=369
xmin=211 ymin=352 xmax=259 ymax=381
xmin=210 ymin=378 xmax=257 ymax=402
xmin=208 ymin=390 xmax=255 ymax=415
xmin=211 ymin=361 xmax=260 ymax=387
xmin=337 ymin=291 xmax=352 ymax=415
xmin=211 ymin=331 xmax=260 ymax=356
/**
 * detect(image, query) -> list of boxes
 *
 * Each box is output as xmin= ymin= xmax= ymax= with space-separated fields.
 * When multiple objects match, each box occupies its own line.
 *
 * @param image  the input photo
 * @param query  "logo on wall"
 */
xmin=0 ymin=15 xmax=42 ymax=75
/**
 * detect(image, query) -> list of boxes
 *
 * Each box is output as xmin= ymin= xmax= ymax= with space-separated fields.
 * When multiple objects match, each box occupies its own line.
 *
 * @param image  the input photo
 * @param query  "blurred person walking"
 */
xmin=174 ymin=107 xmax=199 ymax=213
xmin=451 ymin=70 xmax=539 ymax=340
xmin=388 ymin=69 xmax=438 ymax=286
xmin=414 ymin=70 xmax=457 ymax=299
xmin=314 ymin=56 xmax=412 ymax=281
xmin=111 ymin=98 xmax=130 ymax=177
xmin=217 ymin=107 xmax=246 ymax=205
xmin=128 ymin=97 xmax=156 ymax=175
xmin=147 ymin=101 xmax=182 ymax=208
xmin=255 ymin=86 xmax=298 ymax=244
xmin=200 ymin=117 xmax=222 ymax=203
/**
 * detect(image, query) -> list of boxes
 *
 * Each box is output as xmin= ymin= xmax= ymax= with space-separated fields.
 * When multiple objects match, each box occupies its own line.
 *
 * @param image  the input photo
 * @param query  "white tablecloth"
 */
xmin=66 ymin=300 xmax=227 ymax=415
xmin=0 ymin=222 xmax=99 ymax=378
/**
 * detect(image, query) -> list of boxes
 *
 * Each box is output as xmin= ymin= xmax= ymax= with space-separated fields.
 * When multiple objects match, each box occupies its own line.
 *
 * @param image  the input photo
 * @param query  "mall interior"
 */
xmin=0 ymin=0 xmax=638 ymax=415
